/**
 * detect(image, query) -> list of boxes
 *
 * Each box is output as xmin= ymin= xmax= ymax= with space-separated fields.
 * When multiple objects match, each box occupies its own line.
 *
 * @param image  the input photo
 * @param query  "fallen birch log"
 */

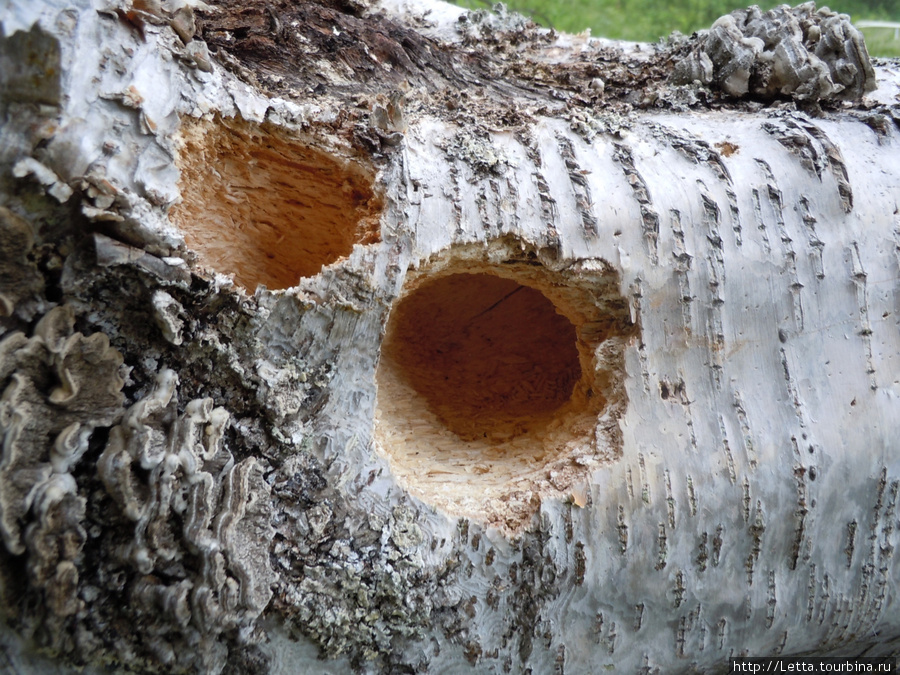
xmin=1 ymin=0 xmax=900 ymax=672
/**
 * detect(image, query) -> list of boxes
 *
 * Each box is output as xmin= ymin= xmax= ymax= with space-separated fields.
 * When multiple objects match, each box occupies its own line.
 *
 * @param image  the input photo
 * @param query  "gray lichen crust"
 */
xmin=671 ymin=3 xmax=877 ymax=100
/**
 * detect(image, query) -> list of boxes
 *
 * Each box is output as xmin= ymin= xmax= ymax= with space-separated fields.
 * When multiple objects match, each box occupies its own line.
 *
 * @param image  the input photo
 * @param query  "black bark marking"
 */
xmin=656 ymin=523 xmax=668 ymax=571
xmin=751 ymin=187 xmax=773 ymax=255
xmin=845 ymin=520 xmax=858 ymax=568
xmin=718 ymin=414 xmax=736 ymax=484
xmin=699 ymin=187 xmax=726 ymax=390
xmin=555 ymin=133 xmax=597 ymax=238
xmin=695 ymin=532 xmax=709 ymax=572
xmin=633 ymin=603 xmax=645 ymax=632
xmin=789 ymin=445 xmax=809 ymax=572
xmin=849 ymin=242 xmax=877 ymax=390
xmin=741 ymin=477 xmax=751 ymax=524
xmin=626 ymin=465 xmax=635 ymax=501
xmin=638 ymin=453 xmax=650 ymax=505
xmin=756 ymin=159 xmax=804 ymax=331
xmin=631 ymin=277 xmax=651 ymax=393
xmin=799 ymin=196 xmax=825 ymax=279
xmin=733 ymin=389 xmax=758 ymax=470
xmin=806 ymin=563 xmax=817 ymax=623
xmin=519 ymin=131 xmax=562 ymax=250
xmin=574 ymin=542 xmax=586 ymax=586
xmin=613 ymin=144 xmax=659 ymax=263
xmin=653 ymin=123 xmax=743 ymax=246
xmin=670 ymin=209 xmax=694 ymax=335
xmin=673 ymin=570 xmax=686 ymax=609
xmin=746 ymin=501 xmax=765 ymax=586
xmin=778 ymin=342 xmax=816 ymax=453
xmin=687 ymin=475 xmax=698 ymax=518
xmin=712 ymin=525 xmax=724 ymax=567
xmin=664 ymin=470 xmax=676 ymax=530
xmin=766 ymin=570 xmax=777 ymax=629
xmin=762 ymin=116 xmax=853 ymax=213
xmin=617 ymin=505 xmax=629 ymax=554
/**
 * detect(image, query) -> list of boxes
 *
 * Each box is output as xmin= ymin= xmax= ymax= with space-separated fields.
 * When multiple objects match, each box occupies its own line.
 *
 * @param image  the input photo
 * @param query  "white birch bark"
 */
xmin=1 ymin=0 xmax=900 ymax=673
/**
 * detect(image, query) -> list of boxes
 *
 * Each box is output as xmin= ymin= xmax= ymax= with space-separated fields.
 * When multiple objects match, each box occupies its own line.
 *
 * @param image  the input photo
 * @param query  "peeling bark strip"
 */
xmin=1 ymin=0 xmax=900 ymax=673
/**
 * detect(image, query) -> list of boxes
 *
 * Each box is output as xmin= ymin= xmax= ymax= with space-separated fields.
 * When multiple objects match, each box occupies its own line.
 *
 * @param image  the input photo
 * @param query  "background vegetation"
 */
xmin=452 ymin=0 xmax=900 ymax=56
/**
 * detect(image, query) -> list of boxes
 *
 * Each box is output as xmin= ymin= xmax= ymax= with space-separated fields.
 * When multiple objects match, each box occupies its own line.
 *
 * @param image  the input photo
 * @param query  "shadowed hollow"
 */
xmin=382 ymin=273 xmax=581 ymax=442
xmin=375 ymin=254 xmax=635 ymax=529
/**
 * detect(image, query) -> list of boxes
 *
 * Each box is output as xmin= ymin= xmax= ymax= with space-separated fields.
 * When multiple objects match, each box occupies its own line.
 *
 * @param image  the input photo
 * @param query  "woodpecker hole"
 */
xmin=375 ymin=246 xmax=636 ymax=530
xmin=383 ymin=273 xmax=581 ymax=441
xmin=171 ymin=116 xmax=382 ymax=291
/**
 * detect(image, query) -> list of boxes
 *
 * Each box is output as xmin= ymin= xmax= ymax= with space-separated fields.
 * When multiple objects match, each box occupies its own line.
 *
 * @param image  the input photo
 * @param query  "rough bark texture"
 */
xmin=1 ymin=0 xmax=900 ymax=673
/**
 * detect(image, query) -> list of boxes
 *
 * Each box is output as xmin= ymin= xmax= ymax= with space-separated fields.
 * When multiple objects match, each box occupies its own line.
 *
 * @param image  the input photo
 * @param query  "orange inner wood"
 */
xmin=171 ymin=117 xmax=381 ymax=291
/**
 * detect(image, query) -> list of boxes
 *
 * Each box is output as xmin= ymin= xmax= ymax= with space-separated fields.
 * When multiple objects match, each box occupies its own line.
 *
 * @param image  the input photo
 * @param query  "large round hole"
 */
xmin=374 ymin=250 xmax=636 ymax=530
xmin=382 ymin=273 xmax=580 ymax=442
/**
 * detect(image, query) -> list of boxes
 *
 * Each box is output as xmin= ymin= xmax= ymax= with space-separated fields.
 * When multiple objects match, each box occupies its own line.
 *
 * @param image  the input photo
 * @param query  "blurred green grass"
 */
xmin=859 ymin=25 xmax=900 ymax=56
xmin=452 ymin=0 xmax=900 ymax=57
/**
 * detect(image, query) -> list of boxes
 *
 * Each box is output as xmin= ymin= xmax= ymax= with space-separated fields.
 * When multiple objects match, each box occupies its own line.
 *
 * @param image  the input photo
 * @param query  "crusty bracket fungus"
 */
xmin=171 ymin=115 xmax=382 ymax=291
xmin=98 ymin=369 xmax=274 ymax=673
xmin=0 ymin=305 xmax=125 ymax=624
xmin=375 ymin=244 xmax=637 ymax=529
xmin=671 ymin=3 xmax=876 ymax=100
